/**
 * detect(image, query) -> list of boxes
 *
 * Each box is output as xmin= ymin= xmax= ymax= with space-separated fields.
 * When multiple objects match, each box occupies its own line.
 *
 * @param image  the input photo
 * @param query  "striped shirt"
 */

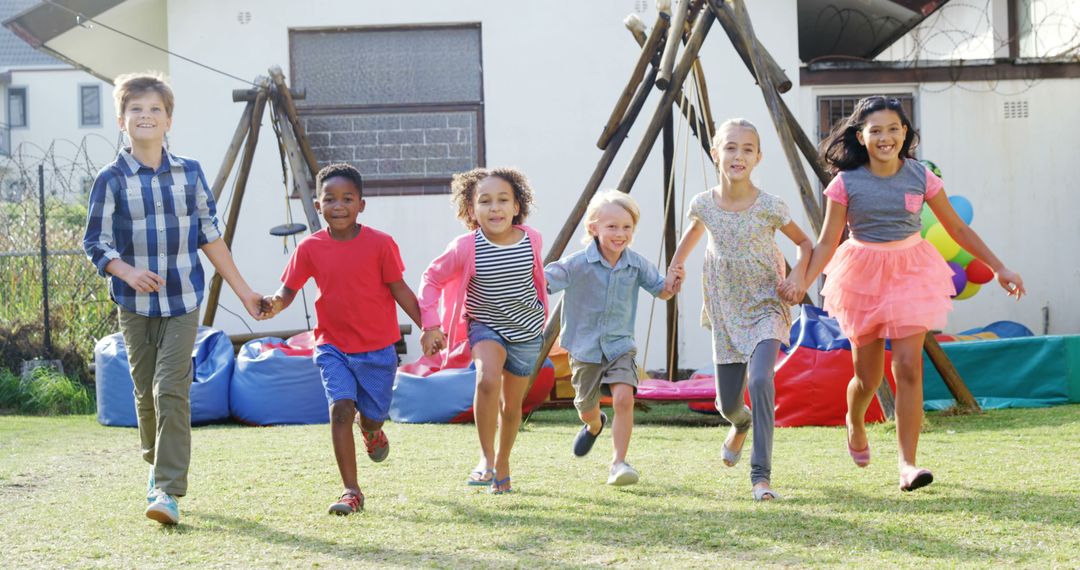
xmin=83 ymin=147 xmax=223 ymax=317
xmin=465 ymin=230 xmax=544 ymax=342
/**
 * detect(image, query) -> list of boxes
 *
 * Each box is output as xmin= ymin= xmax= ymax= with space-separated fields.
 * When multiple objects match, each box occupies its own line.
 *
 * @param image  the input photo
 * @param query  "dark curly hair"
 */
xmin=450 ymin=167 xmax=534 ymax=230
xmin=316 ymin=163 xmax=364 ymax=198
xmin=820 ymin=96 xmax=920 ymax=173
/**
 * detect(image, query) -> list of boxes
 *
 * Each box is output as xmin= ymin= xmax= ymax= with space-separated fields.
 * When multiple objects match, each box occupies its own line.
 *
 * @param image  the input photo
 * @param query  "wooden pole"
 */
xmin=527 ymin=7 xmax=716 ymax=399
xmin=727 ymin=0 xmax=822 ymax=234
xmin=662 ymin=110 xmax=679 ymax=380
xmin=597 ymin=13 xmax=670 ymax=150
xmin=706 ymin=0 xmax=793 ymax=93
xmin=627 ymin=19 xmax=711 ymax=156
xmin=544 ymin=66 xmax=661 ymax=270
xmin=616 ymin=9 xmax=715 ymax=193
xmin=210 ymin=100 xmax=254 ymax=201
xmin=203 ymin=78 xmax=270 ymax=327
xmin=270 ymin=93 xmax=323 ymax=233
xmin=923 ymin=334 xmax=979 ymax=411
xmin=656 ymin=0 xmax=690 ymax=90
xmin=268 ymin=66 xmax=321 ymax=181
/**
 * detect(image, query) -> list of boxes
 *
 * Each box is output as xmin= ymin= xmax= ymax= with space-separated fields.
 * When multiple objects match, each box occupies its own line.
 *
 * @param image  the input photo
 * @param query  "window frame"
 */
xmin=8 ymin=87 xmax=28 ymax=129
xmin=79 ymin=84 xmax=102 ymax=128
xmin=289 ymin=22 xmax=486 ymax=197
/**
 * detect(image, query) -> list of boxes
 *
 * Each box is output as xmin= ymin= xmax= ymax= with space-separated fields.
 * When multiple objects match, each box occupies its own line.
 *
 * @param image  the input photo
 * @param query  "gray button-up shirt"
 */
xmin=544 ymin=241 xmax=666 ymax=364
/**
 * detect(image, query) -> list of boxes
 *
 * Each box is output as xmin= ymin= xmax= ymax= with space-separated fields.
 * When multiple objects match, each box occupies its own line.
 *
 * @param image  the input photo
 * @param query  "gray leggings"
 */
xmin=714 ymin=339 xmax=780 ymax=485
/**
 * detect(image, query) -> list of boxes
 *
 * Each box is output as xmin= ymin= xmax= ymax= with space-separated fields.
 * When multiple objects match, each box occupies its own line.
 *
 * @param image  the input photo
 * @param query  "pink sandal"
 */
xmin=846 ymin=423 xmax=870 ymax=468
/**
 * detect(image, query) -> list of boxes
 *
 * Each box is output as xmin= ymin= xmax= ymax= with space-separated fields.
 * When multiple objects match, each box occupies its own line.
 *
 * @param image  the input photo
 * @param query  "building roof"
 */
xmin=0 ymin=0 xmax=66 ymax=69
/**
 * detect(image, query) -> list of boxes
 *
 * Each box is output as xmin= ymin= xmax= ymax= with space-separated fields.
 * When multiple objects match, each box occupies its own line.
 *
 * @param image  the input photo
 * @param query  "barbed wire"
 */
xmin=808 ymin=0 xmax=1080 ymax=96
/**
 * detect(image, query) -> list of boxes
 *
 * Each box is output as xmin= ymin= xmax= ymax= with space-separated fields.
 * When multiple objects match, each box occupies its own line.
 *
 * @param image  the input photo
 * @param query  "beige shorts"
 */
xmin=569 ymin=349 xmax=638 ymax=414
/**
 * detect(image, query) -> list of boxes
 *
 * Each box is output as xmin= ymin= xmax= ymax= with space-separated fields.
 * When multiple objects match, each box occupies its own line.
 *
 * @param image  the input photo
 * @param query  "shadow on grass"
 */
xmin=188 ymin=512 xmax=510 ymax=567
xmin=409 ymin=492 xmax=1006 ymax=563
xmin=808 ymin=483 xmax=1080 ymax=529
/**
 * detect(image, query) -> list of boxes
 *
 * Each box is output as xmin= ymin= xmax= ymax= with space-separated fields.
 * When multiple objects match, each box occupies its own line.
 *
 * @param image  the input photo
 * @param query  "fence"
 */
xmin=0 ymin=137 xmax=121 ymax=378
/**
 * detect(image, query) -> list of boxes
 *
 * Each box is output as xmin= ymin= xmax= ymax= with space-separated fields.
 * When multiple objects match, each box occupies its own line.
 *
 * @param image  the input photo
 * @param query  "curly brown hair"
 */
xmin=450 ymin=167 xmax=535 ymax=230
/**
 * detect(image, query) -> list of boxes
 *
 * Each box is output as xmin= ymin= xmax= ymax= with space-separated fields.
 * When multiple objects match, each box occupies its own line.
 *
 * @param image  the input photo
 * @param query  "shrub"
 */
xmin=0 ymin=366 xmax=95 ymax=415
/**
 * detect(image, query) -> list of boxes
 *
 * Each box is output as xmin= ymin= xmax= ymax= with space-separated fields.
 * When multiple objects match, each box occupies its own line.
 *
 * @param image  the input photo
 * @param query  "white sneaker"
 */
xmin=607 ymin=461 xmax=639 ymax=486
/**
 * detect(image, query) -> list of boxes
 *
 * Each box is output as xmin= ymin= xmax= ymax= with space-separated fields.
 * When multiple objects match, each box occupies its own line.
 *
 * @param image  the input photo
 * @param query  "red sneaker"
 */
xmin=363 ymin=429 xmax=389 ymax=463
xmin=328 ymin=490 xmax=364 ymax=515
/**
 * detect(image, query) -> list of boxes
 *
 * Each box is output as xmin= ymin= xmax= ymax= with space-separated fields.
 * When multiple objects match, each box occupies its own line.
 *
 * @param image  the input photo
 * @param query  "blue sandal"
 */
xmin=490 ymin=475 xmax=513 ymax=495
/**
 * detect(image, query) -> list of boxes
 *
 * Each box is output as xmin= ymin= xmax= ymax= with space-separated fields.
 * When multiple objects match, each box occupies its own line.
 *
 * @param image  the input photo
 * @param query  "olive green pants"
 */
xmin=118 ymin=308 xmax=198 ymax=497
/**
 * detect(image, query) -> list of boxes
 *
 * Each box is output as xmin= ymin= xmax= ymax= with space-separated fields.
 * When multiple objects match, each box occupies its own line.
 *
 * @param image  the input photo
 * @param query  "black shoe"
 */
xmin=573 ymin=412 xmax=607 ymax=457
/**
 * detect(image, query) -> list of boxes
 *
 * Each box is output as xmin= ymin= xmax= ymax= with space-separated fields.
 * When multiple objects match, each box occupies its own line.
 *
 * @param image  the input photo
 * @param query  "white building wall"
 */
xmin=4 ymin=68 xmax=120 ymax=169
xmin=159 ymin=0 xmax=804 ymax=370
xmin=152 ymin=0 xmax=1075 ymax=368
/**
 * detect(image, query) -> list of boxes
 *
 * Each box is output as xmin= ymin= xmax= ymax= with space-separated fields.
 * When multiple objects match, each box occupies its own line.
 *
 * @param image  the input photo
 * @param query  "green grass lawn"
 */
xmin=2 ymin=404 xmax=1078 ymax=568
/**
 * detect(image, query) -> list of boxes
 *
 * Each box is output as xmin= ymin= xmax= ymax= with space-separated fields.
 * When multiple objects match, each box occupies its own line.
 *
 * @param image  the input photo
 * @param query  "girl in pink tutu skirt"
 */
xmin=786 ymin=96 xmax=1025 ymax=492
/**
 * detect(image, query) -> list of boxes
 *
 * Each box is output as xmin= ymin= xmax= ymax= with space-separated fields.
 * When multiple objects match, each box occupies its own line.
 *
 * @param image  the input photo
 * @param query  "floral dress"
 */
xmin=689 ymin=189 xmax=792 ymax=364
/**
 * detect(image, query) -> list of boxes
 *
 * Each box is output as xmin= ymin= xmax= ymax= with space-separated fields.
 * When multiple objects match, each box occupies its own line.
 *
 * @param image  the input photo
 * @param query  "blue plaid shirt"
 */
xmin=83 ymin=148 xmax=223 ymax=317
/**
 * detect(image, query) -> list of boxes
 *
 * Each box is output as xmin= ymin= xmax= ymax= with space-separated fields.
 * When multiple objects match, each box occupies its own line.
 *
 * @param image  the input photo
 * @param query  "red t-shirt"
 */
xmin=281 ymin=226 xmax=404 ymax=353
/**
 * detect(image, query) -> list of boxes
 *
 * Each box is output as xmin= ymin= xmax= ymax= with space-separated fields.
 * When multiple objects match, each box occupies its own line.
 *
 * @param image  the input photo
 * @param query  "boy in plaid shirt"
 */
xmin=83 ymin=72 xmax=266 ymax=525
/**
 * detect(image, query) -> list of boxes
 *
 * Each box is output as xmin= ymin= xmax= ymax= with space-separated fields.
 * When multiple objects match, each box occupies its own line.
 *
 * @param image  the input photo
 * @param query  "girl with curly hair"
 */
xmin=418 ymin=167 xmax=548 ymax=495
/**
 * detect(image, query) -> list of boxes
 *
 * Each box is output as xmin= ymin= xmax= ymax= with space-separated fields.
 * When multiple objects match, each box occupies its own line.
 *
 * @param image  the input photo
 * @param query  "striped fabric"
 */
xmin=465 ymin=230 xmax=544 ymax=342
xmin=83 ymin=148 xmax=222 ymax=317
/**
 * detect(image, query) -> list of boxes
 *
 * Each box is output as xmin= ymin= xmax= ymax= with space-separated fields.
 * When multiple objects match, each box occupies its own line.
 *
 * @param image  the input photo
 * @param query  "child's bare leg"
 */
xmin=330 ymin=400 xmax=359 ymax=492
xmin=848 ymin=338 xmax=886 ymax=451
xmin=609 ymin=383 xmax=634 ymax=464
xmin=472 ymin=341 xmax=507 ymax=471
xmin=889 ymin=332 xmax=926 ymax=471
xmin=579 ymin=406 xmax=603 ymax=434
xmin=493 ymin=371 xmax=529 ymax=480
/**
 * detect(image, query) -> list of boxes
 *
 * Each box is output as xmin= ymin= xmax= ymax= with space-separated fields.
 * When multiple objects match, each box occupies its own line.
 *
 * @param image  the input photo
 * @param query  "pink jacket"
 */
xmin=403 ymin=225 xmax=549 ymax=374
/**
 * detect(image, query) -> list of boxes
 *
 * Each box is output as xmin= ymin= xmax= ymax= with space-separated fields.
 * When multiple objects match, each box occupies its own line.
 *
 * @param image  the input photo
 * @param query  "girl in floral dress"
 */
xmin=668 ymin=118 xmax=813 ymax=501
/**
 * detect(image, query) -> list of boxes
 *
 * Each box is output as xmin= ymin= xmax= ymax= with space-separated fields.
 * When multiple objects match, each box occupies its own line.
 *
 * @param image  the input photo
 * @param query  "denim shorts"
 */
xmin=313 ymin=343 xmax=398 ymax=422
xmin=466 ymin=320 xmax=544 ymax=377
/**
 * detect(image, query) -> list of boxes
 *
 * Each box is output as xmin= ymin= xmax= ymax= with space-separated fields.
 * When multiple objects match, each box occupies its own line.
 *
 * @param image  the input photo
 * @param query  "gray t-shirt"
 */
xmin=823 ymin=159 xmax=944 ymax=243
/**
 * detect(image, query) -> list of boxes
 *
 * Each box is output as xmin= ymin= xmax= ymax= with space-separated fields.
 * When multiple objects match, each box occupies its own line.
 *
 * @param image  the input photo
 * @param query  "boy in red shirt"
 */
xmin=264 ymin=163 xmax=422 ymax=515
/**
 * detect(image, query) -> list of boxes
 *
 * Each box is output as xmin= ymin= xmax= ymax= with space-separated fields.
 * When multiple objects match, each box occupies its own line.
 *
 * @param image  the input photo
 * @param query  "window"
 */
xmin=290 ymin=23 xmax=485 ymax=196
xmin=80 ymin=85 xmax=101 ymax=127
xmin=816 ymin=94 xmax=916 ymax=143
xmin=8 ymin=87 xmax=27 ymax=128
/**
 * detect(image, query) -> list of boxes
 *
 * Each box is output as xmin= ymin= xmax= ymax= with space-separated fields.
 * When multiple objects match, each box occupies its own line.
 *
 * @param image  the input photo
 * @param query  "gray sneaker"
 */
xmin=607 ymin=461 xmax=639 ymax=486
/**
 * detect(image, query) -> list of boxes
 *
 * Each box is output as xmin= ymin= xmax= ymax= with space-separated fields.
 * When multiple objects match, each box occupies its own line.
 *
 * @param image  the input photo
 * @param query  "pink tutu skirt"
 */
xmin=821 ymin=233 xmax=954 ymax=347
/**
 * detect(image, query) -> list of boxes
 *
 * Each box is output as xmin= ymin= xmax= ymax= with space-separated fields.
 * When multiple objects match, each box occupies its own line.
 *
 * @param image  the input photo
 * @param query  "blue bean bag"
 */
xmin=230 ymin=337 xmax=329 ymax=425
xmin=95 ymin=327 xmax=233 ymax=427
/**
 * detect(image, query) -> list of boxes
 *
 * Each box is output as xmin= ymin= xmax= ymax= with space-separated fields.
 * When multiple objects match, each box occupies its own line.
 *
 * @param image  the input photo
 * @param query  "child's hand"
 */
xmin=421 ymin=328 xmax=446 ymax=356
xmin=260 ymin=295 xmax=278 ymax=318
xmin=240 ymin=291 xmax=268 ymax=320
xmin=996 ymin=267 xmax=1026 ymax=300
xmin=118 ymin=266 xmax=166 ymax=293
xmin=665 ymin=264 xmax=685 ymax=292
xmin=777 ymin=276 xmax=806 ymax=304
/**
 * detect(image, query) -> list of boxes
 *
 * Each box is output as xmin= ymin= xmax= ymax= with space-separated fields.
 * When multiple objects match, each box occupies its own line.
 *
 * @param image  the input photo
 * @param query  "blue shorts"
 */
xmin=466 ymin=320 xmax=543 ymax=377
xmin=313 ymin=343 xmax=398 ymax=422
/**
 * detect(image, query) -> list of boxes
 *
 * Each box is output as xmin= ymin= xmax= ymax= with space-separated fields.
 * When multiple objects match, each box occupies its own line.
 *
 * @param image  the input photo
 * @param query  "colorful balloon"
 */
xmin=919 ymin=206 xmax=939 ymax=237
xmin=950 ymin=249 xmax=974 ymax=267
xmin=947 ymin=261 xmax=967 ymax=296
xmin=965 ymin=258 xmax=995 ymax=285
xmin=954 ymin=282 xmax=981 ymax=300
xmin=926 ymin=224 xmax=961 ymax=260
xmin=949 ymin=195 xmax=974 ymax=225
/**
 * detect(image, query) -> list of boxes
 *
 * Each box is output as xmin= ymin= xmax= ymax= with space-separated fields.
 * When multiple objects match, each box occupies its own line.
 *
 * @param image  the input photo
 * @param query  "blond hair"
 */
xmin=711 ymin=117 xmax=760 ymax=149
xmin=582 ymin=189 xmax=640 ymax=244
xmin=113 ymin=72 xmax=175 ymax=117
